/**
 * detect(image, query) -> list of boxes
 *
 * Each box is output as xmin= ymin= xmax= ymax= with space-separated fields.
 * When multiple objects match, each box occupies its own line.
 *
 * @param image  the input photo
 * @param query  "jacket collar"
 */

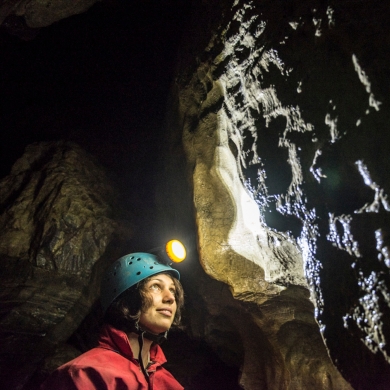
xmin=98 ymin=324 xmax=167 ymax=365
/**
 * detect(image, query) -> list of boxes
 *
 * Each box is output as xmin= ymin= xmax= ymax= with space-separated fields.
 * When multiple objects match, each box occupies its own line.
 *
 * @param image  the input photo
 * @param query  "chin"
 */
xmin=143 ymin=323 xmax=171 ymax=334
xmin=155 ymin=324 xmax=172 ymax=334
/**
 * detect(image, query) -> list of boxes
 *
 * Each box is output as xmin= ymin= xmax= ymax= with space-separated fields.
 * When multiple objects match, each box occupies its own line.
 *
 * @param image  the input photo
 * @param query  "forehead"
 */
xmin=147 ymin=273 xmax=175 ymax=284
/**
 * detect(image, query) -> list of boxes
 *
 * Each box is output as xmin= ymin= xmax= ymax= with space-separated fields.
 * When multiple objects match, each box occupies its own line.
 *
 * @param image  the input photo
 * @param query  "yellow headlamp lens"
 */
xmin=166 ymin=240 xmax=186 ymax=263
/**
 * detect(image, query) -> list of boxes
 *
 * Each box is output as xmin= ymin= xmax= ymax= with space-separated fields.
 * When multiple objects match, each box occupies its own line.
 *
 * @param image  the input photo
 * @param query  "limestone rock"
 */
xmin=182 ymin=73 xmax=306 ymax=302
xmin=166 ymin=68 xmax=352 ymax=387
xmin=0 ymin=141 xmax=116 ymax=273
xmin=0 ymin=141 xmax=118 ymax=389
xmin=161 ymin=0 xmax=390 ymax=388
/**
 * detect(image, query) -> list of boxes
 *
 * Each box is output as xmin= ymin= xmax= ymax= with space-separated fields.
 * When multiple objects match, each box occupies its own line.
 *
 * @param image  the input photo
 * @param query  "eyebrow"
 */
xmin=149 ymin=278 xmax=175 ymax=286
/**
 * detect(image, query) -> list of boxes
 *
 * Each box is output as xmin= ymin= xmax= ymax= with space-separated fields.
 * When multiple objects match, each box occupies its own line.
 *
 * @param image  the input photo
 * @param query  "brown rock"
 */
xmin=0 ymin=141 xmax=116 ymax=272
xmin=0 ymin=141 xmax=118 ymax=389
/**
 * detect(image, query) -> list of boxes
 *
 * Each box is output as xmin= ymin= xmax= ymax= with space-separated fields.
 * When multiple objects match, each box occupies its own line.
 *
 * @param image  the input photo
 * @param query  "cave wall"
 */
xmin=0 ymin=141 xmax=124 ymax=389
xmin=161 ymin=0 xmax=390 ymax=389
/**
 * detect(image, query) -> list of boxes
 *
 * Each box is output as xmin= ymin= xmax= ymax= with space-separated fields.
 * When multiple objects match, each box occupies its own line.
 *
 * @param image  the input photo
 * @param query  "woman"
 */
xmin=41 ymin=252 xmax=185 ymax=389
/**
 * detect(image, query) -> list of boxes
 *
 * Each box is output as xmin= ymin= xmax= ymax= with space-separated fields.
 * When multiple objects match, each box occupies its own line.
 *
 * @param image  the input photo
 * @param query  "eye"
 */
xmin=169 ymin=287 xmax=176 ymax=295
xmin=150 ymin=283 xmax=161 ymax=292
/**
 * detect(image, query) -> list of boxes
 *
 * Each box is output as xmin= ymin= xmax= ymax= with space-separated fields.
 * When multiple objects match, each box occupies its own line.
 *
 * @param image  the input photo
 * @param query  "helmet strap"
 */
xmin=134 ymin=322 xmax=168 ymax=383
xmin=131 ymin=321 xmax=168 ymax=345
xmin=138 ymin=331 xmax=150 ymax=384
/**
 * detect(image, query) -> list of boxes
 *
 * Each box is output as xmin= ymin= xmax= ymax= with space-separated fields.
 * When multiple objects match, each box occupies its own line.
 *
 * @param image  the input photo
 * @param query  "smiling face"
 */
xmin=139 ymin=273 xmax=177 ymax=334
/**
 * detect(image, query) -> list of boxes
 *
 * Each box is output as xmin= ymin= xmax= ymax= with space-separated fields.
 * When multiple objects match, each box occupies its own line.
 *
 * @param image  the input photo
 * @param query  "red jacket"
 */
xmin=41 ymin=324 xmax=183 ymax=390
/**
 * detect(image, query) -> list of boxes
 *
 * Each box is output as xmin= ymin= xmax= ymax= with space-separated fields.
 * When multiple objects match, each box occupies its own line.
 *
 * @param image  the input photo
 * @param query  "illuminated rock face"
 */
xmin=167 ymin=0 xmax=390 ymax=388
xmin=185 ymin=79 xmax=306 ymax=295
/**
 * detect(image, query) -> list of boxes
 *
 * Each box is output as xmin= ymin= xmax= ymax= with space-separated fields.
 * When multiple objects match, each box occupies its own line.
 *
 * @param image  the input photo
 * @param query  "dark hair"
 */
xmin=104 ymin=272 xmax=184 ymax=333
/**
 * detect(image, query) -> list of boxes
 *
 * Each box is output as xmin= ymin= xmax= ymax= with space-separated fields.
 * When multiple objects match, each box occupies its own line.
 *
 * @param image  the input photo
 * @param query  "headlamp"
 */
xmin=165 ymin=239 xmax=186 ymax=263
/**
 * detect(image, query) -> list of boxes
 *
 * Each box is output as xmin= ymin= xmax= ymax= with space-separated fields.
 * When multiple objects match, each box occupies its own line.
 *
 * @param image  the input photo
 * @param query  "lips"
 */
xmin=157 ymin=308 xmax=173 ymax=317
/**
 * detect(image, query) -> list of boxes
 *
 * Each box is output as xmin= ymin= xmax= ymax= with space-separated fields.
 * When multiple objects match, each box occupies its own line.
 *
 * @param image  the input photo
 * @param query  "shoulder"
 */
xmin=41 ymin=348 xmax=132 ymax=390
xmin=63 ymin=347 xmax=136 ymax=374
xmin=41 ymin=348 xmax=137 ymax=390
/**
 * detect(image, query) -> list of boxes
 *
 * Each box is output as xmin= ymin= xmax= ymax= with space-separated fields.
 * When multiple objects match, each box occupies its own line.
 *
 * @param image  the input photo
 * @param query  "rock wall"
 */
xmin=0 ymin=141 xmax=120 ymax=389
xmin=161 ymin=0 xmax=390 ymax=389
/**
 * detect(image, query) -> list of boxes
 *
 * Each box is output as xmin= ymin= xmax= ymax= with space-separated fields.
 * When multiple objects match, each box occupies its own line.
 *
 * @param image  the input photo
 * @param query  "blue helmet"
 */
xmin=100 ymin=252 xmax=180 ymax=314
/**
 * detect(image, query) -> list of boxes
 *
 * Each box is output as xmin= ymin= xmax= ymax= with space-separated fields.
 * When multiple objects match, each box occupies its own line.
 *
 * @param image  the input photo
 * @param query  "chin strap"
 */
xmin=132 ymin=322 xmax=168 ymax=345
xmin=132 ymin=322 xmax=169 ymax=384
xmin=137 ymin=331 xmax=150 ymax=385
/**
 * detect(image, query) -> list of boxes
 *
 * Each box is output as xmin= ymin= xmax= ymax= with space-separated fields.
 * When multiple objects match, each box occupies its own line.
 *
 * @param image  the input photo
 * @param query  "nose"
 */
xmin=162 ymin=288 xmax=175 ymax=304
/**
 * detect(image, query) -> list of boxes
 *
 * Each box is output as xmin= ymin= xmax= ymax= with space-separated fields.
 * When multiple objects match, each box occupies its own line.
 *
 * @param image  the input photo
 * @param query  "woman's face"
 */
xmin=139 ymin=273 xmax=177 ymax=334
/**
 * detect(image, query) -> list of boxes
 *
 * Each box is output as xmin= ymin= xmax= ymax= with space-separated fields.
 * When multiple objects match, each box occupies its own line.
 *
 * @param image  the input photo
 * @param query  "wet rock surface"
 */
xmin=163 ymin=17 xmax=351 ymax=390
xmin=167 ymin=0 xmax=390 ymax=388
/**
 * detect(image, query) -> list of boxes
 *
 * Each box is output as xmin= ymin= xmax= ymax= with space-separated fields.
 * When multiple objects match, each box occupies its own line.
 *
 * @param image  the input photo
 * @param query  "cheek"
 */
xmin=148 ymin=292 xmax=162 ymax=308
xmin=140 ymin=306 xmax=154 ymax=322
xmin=144 ymin=291 xmax=158 ymax=308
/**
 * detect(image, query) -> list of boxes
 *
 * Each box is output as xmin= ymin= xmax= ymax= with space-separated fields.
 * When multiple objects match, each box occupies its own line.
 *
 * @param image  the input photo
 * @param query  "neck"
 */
xmin=127 ymin=332 xmax=153 ymax=368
